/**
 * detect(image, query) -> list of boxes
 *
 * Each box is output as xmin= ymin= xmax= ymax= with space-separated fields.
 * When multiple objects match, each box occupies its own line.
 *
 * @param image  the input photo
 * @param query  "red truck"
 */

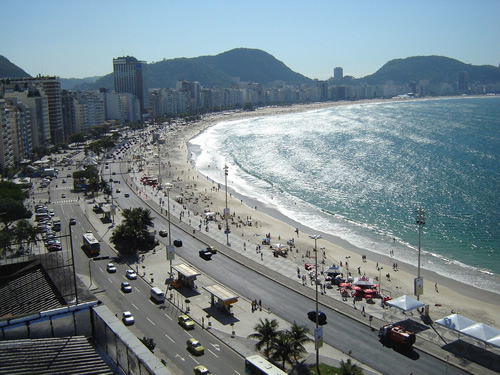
xmin=378 ymin=323 xmax=416 ymax=350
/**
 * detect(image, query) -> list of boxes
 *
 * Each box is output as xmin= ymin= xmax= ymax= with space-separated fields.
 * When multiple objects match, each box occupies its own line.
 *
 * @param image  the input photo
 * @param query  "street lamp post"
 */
xmin=224 ymin=164 xmax=230 ymax=246
xmin=378 ymin=267 xmax=383 ymax=306
xmin=165 ymin=183 xmax=173 ymax=277
xmin=415 ymin=207 xmax=426 ymax=301
xmin=309 ymin=234 xmax=322 ymax=375
xmin=68 ymin=222 xmax=78 ymax=305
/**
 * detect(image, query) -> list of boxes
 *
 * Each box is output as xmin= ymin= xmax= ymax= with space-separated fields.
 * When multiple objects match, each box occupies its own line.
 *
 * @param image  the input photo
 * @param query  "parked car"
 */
xmin=106 ymin=263 xmax=117 ymax=273
xmin=126 ymin=269 xmax=137 ymax=280
xmin=121 ymin=281 xmax=132 ymax=293
xmin=159 ymin=230 xmax=168 ymax=237
xmin=122 ymin=311 xmax=134 ymax=325
xmin=178 ymin=314 xmax=195 ymax=330
xmin=186 ymin=338 xmax=204 ymax=355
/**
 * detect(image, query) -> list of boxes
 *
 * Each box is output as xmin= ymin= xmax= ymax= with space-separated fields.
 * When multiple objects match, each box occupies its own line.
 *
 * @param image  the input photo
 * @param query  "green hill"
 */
xmin=361 ymin=55 xmax=500 ymax=85
xmin=0 ymin=55 xmax=31 ymax=79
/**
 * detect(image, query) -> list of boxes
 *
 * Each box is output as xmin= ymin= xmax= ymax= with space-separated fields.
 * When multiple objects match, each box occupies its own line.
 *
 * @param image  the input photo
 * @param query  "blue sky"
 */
xmin=2 ymin=0 xmax=499 ymax=80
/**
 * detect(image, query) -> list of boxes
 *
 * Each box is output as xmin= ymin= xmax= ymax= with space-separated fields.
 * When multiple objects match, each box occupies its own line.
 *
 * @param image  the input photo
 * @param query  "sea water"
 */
xmin=189 ymin=97 xmax=500 ymax=293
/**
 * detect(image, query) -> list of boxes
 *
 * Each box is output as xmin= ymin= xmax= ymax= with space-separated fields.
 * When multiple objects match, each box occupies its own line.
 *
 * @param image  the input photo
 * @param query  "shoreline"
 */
xmin=156 ymin=98 xmax=500 ymax=329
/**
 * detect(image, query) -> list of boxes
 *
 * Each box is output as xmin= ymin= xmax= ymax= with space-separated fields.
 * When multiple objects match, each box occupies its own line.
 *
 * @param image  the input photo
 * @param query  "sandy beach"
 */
xmin=145 ymin=99 xmax=500 ymax=330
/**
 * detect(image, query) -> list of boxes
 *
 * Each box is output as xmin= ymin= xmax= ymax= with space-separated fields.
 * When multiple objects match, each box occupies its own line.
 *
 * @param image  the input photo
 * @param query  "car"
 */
xmin=67 ymin=174 xmax=71 ymax=178
xmin=112 ymin=172 xmax=116 ymax=175
xmin=62 ymin=178 xmax=66 ymax=183
xmin=159 ymin=230 xmax=168 ymax=237
xmin=122 ymin=311 xmax=134 ymax=325
xmin=47 ymin=243 xmax=62 ymax=252
xmin=178 ymin=314 xmax=195 ymax=330
xmin=173 ymin=239 xmax=183 ymax=247
xmin=186 ymin=338 xmax=204 ymax=355
xmin=106 ymin=263 xmax=117 ymax=273
xmin=49 ymin=209 xmax=55 ymax=216
xmin=206 ymin=245 xmax=217 ymax=254
xmin=61 ymin=193 xmax=66 ymax=198
xmin=199 ymin=250 xmax=212 ymax=260
xmin=116 ymin=188 xmax=121 ymax=193
xmin=124 ymin=193 xmax=130 ymax=197
xmin=121 ymin=281 xmax=132 ymax=293
xmin=193 ymin=365 xmax=212 ymax=375
xmin=126 ymin=269 xmax=137 ymax=280
xmin=69 ymin=218 xmax=76 ymax=226
xmin=307 ymin=310 xmax=327 ymax=325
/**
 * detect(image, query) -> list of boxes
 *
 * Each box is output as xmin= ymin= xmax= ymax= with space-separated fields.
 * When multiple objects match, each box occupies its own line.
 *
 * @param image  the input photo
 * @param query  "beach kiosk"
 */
xmin=172 ymin=263 xmax=201 ymax=289
xmin=203 ymin=284 xmax=239 ymax=315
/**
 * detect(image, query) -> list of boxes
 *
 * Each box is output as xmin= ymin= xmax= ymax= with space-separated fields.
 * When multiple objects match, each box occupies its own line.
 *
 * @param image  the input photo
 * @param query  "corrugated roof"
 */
xmin=0 ymin=336 xmax=114 ymax=375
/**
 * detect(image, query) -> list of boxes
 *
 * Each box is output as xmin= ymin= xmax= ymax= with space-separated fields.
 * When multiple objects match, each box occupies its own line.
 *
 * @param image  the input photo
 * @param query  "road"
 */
xmin=33 ymin=153 xmax=471 ymax=375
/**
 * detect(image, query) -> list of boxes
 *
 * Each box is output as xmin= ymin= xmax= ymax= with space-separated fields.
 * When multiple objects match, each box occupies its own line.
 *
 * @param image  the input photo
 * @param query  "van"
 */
xmin=150 ymin=287 xmax=165 ymax=303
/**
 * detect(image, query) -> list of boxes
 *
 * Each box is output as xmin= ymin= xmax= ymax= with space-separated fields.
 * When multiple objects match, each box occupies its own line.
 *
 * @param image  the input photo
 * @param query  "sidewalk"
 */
xmin=81 ymin=165 xmax=494 ymax=375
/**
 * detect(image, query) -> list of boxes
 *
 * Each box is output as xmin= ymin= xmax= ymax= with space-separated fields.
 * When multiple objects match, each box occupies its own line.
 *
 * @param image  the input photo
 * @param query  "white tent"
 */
xmin=461 ymin=323 xmax=500 ymax=346
xmin=386 ymin=295 xmax=425 ymax=312
xmin=435 ymin=314 xmax=500 ymax=349
xmin=435 ymin=314 xmax=476 ymax=331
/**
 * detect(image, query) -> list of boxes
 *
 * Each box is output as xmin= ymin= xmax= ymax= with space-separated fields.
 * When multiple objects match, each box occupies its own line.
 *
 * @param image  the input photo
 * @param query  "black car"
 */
xmin=69 ymin=218 xmax=76 ymax=226
xmin=159 ymin=230 xmax=168 ymax=238
xmin=307 ymin=311 xmax=327 ymax=325
xmin=199 ymin=250 xmax=212 ymax=260
xmin=173 ymin=239 xmax=183 ymax=247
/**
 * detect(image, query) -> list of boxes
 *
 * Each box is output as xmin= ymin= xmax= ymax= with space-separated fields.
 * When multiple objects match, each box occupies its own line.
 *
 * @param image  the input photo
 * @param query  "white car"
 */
xmin=122 ymin=311 xmax=134 ymax=325
xmin=121 ymin=281 xmax=132 ymax=293
xmin=126 ymin=269 xmax=137 ymax=280
xmin=107 ymin=263 xmax=117 ymax=273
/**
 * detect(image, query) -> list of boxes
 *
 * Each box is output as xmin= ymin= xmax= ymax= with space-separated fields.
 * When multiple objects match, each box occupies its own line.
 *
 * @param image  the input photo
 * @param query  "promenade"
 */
xmin=79 ymin=158 xmax=497 ymax=375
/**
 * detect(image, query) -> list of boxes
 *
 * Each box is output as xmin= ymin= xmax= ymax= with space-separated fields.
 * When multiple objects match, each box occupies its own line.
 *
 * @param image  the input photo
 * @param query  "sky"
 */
xmin=2 ymin=0 xmax=500 ymax=80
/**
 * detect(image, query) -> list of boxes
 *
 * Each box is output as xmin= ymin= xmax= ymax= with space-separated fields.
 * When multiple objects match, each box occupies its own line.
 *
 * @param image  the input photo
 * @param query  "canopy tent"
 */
xmin=435 ymin=314 xmax=500 ymax=349
xmin=386 ymin=295 xmax=425 ymax=312
xmin=353 ymin=277 xmax=374 ymax=287
xmin=435 ymin=314 xmax=477 ymax=331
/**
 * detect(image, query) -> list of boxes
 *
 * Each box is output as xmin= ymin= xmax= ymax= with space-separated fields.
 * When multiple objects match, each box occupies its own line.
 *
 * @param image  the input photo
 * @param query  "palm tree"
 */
xmin=271 ymin=331 xmax=294 ymax=370
xmin=13 ymin=219 xmax=39 ymax=254
xmin=339 ymin=358 xmax=363 ymax=375
xmin=286 ymin=321 xmax=313 ymax=363
xmin=247 ymin=318 xmax=280 ymax=360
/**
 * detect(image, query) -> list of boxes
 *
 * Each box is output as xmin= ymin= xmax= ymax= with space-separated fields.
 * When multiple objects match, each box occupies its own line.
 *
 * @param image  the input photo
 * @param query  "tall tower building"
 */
xmin=334 ymin=67 xmax=343 ymax=80
xmin=113 ymin=56 xmax=148 ymax=113
xmin=457 ymin=71 xmax=468 ymax=95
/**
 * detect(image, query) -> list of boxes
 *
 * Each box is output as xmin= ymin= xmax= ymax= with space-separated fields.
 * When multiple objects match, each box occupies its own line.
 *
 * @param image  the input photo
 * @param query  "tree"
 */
xmin=286 ymin=321 xmax=313 ymax=364
xmin=0 ymin=181 xmax=31 ymax=230
xmin=110 ymin=207 xmax=155 ymax=254
xmin=271 ymin=331 xmax=294 ymax=370
xmin=247 ymin=318 xmax=280 ymax=360
xmin=339 ymin=359 xmax=363 ymax=375
xmin=13 ymin=219 xmax=40 ymax=254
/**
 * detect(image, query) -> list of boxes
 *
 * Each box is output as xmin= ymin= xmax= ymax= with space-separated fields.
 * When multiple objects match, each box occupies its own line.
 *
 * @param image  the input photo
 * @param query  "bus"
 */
xmin=244 ymin=355 xmax=287 ymax=375
xmin=82 ymin=232 xmax=100 ymax=255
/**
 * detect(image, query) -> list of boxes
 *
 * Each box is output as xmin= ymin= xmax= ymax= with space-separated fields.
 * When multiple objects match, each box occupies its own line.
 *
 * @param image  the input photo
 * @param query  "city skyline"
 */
xmin=2 ymin=1 xmax=499 ymax=81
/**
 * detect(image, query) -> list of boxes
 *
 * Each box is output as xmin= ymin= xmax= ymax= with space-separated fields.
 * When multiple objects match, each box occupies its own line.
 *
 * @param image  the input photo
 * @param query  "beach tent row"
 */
xmin=435 ymin=314 xmax=500 ymax=348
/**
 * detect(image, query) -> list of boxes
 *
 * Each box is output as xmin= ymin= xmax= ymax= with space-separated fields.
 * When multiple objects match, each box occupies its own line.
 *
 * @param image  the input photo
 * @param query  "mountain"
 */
xmin=60 ymin=77 xmax=101 ymax=90
xmin=80 ymin=48 xmax=312 ymax=91
xmin=361 ymin=56 xmax=500 ymax=85
xmin=0 ymin=55 xmax=31 ymax=79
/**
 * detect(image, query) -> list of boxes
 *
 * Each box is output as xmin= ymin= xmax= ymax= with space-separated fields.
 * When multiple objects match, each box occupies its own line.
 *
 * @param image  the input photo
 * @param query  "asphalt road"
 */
xmin=35 ymin=153 xmax=470 ymax=375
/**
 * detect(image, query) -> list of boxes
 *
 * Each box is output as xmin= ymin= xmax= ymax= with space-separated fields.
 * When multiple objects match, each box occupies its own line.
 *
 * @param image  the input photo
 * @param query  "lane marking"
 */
xmin=131 ymin=303 xmax=139 ymax=310
xmin=165 ymin=334 xmax=175 ymax=343
xmin=134 ymin=286 xmax=141 ymax=293
xmin=147 ymin=317 xmax=155 ymax=326
xmin=164 ymin=313 xmax=173 ymax=321
xmin=208 ymin=349 xmax=218 ymax=358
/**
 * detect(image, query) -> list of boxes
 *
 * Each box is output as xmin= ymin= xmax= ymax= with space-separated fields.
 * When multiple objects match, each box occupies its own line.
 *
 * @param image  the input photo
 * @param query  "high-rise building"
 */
xmin=334 ymin=67 xmax=343 ymax=80
xmin=113 ymin=56 xmax=148 ymax=113
xmin=458 ymin=71 xmax=468 ymax=95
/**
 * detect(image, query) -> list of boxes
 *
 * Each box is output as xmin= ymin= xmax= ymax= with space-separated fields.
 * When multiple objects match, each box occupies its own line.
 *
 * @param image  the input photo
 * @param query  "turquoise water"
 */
xmin=189 ymin=97 xmax=500 ymax=292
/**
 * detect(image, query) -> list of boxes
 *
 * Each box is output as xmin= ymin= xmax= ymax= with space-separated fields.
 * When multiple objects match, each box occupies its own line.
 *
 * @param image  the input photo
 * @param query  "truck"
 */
xmin=378 ymin=323 xmax=415 ymax=350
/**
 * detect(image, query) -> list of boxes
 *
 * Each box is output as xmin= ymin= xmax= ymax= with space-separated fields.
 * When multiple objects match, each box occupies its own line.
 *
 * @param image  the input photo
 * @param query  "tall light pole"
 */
xmin=165 ymin=183 xmax=173 ymax=277
xmin=378 ymin=266 xmax=383 ymax=306
xmin=415 ymin=207 xmax=426 ymax=301
xmin=309 ymin=234 xmax=322 ymax=375
xmin=68 ymin=222 xmax=78 ymax=305
xmin=224 ymin=164 xmax=230 ymax=246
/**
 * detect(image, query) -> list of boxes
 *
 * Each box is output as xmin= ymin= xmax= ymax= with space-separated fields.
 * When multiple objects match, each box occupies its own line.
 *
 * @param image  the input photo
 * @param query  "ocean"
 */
xmin=188 ymin=97 xmax=500 ymax=293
